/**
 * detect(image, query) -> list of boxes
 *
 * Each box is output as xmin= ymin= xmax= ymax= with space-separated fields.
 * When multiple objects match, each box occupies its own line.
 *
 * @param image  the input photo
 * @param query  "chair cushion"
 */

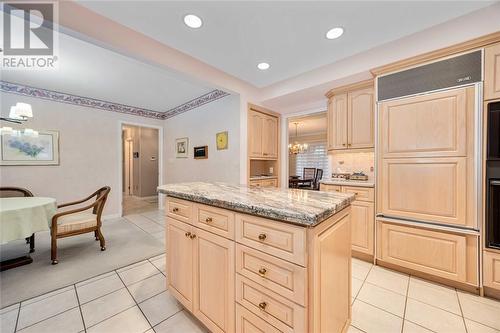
xmin=56 ymin=211 xmax=97 ymax=234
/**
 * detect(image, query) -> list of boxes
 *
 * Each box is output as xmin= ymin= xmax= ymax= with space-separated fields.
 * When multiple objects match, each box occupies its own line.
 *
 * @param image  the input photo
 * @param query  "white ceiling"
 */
xmin=1 ymin=21 xmax=215 ymax=112
xmin=79 ymin=1 xmax=493 ymax=88
xmin=289 ymin=112 xmax=327 ymax=137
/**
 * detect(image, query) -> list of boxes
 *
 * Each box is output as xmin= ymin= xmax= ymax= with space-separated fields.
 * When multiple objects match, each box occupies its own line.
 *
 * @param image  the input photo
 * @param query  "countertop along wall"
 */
xmin=164 ymin=94 xmax=240 ymax=184
xmin=0 ymin=92 xmax=164 ymax=217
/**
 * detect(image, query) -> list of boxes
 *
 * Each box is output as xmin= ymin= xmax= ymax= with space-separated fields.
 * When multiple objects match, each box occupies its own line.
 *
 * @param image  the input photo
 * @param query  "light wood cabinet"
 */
xmin=236 ymin=304 xmax=284 ymax=333
xmin=320 ymin=183 xmax=375 ymax=258
xmin=377 ymin=220 xmax=478 ymax=286
xmin=379 ymin=87 xmax=470 ymax=158
xmin=326 ymin=80 xmax=374 ymax=151
xmin=249 ymin=178 xmax=278 ymax=188
xmin=166 ymin=218 xmax=194 ymax=310
xmin=485 ymin=42 xmax=500 ymax=101
xmin=193 ymin=228 xmax=235 ymax=333
xmin=248 ymin=109 xmax=278 ymax=159
xmin=484 ymin=250 xmax=500 ymax=291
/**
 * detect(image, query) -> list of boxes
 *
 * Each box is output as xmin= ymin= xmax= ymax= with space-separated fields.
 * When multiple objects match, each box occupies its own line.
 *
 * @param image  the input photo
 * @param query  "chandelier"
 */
xmin=288 ymin=122 xmax=308 ymax=155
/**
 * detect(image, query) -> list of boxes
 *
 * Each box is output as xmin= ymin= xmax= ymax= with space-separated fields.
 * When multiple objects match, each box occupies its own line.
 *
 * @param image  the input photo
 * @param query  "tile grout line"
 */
xmin=73 ymin=284 xmax=88 ymax=333
xmin=456 ymin=289 xmax=469 ymax=333
xmin=84 ymin=304 xmax=137 ymax=330
xmin=14 ymin=305 xmax=81 ymax=332
xmin=115 ymin=268 xmax=156 ymax=330
xmin=400 ymin=274 xmax=411 ymax=333
xmin=149 ymin=309 xmax=184 ymax=332
xmin=13 ymin=303 xmax=20 ymax=333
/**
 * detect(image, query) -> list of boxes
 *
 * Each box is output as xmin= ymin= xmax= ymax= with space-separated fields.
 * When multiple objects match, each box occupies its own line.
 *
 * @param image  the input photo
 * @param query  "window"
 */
xmin=294 ymin=141 xmax=330 ymax=179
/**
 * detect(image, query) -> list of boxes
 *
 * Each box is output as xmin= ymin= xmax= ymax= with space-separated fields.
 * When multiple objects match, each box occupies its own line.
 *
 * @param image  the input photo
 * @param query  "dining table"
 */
xmin=288 ymin=176 xmax=314 ymax=188
xmin=0 ymin=197 xmax=57 ymax=270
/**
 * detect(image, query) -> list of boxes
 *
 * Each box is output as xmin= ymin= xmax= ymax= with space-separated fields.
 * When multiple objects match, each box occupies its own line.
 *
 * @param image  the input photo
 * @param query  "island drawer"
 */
xmin=194 ymin=204 xmax=235 ymax=240
xmin=236 ymin=275 xmax=306 ymax=332
xmin=166 ymin=197 xmax=192 ymax=223
xmin=236 ymin=304 xmax=285 ymax=333
xmin=236 ymin=244 xmax=306 ymax=306
xmin=342 ymin=186 xmax=374 ymax=202
xmin=319 ymin=184 xmax=342 ymax=192
xmin=235 ymin=214 xmax=306 ymax=266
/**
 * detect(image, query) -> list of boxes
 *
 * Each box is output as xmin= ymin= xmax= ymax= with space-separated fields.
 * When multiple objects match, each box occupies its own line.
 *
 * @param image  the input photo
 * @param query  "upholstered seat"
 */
xmin=56 ymin=211 xmax=97 ymax=234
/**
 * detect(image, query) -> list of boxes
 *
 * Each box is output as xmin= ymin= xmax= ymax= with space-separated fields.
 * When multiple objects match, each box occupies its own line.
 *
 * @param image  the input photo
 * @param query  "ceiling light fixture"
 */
xmin=183 ymin=14 xmax=203 ymax=29
xmin=326 ymin=27 xmax=344 ymax=40
xmin=257 ymin=62 xmax=270 ymax=70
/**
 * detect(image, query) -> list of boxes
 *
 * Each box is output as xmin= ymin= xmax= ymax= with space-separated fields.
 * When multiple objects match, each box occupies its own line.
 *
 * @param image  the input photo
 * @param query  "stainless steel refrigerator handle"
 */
xmin=491 ymin=180 xmax=500 ymax=186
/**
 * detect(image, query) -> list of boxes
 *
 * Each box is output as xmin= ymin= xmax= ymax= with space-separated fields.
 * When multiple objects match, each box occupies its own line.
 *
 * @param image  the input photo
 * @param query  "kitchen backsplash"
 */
xmin=330 ymin=151 xmax=375 ymax=180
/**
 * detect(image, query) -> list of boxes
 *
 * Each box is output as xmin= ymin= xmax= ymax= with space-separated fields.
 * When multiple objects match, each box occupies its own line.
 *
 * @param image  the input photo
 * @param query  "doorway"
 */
xmin=121 ymin=124 xmax=160 ymax=216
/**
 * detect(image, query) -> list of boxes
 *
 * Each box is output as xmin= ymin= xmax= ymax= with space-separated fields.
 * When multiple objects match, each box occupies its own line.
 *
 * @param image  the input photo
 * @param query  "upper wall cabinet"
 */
xmin=326 ymin=80 xmax=374 ymax=151
xmin=248 ymin=106 xmax=279 ymax=159
xmin=485 ymin=42 xmax=500 ymax=101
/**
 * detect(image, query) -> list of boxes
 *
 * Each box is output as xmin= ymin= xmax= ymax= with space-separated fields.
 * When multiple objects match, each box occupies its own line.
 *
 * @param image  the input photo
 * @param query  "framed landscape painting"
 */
xmin=0 ymin=130 xmax=60 ymax=165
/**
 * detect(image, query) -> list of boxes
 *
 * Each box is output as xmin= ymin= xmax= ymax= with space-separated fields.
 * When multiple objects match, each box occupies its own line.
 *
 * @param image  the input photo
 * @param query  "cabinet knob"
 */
xmin=185 ymin=232 xmax=191 ymax=238
xmin=258 ymin=268 xmax=267 ymax=277
xmin=172 ymin=207 xmax=179 ymax=212
xmin=189 ymin=234 xmax=196 ymax=239
xmin=258 ymin=233 xmax=267 ymax=241
xmin=263 ymin=153 xmax=268 ymax=156
xmin=205 ymin=217 xmax=213 ymax=223
xmin=258 ymin=302 xmax=267 ymax=311
xmin=342 ymin=143 xmax=346 ymax=146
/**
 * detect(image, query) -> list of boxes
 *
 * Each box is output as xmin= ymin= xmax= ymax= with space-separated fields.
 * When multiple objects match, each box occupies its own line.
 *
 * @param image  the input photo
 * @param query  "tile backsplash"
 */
xmin=329 ymin=151 xmax=375 ymax=180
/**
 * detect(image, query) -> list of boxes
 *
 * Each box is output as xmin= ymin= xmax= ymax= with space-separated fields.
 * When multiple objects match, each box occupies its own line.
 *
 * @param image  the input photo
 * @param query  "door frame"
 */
xmin=280 ymin=108 xmax=327 ymax=188
xmin=118 ymin=120 xmax=164 ymax=216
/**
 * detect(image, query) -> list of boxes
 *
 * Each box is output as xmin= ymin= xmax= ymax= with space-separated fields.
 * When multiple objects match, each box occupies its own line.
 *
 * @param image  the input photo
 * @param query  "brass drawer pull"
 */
xmin=185 ymin=232 xmax=191 ymax=238
xmin=258 ymin=268 xmax=267 ymax=276
xmin=258 ymin=233 xmax=267 ymax=241
xmin=205 ymin=217 xmax=213 ymax=223
xmin=189 ymin=234 xmax=196 ymax=239
xmin=258 ymin=302 xmax=267 ymax=311
xmin=172 ymin=207 xmax=179 ymax=212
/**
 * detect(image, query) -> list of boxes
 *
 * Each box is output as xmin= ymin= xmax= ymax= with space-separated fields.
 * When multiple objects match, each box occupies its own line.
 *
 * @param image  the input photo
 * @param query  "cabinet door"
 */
xmin=193 ymin=228 xmax=235 ymax=333
xmin=249 ymin=111 xmax=263 ymax=158
xmin=351 ymin=200 xmax=374 ymax=255
xmin=348 ymin=87 xmax=374 ymax=149
xmin=380 ymin=87 xmax=471 ymax=158
xmin=320 ymin=184 xmax=342 ymax=193
xmin=329 ymin=93 xmax=348 ymax=150
xmin=485 ymin=43 xmax=500 ymax=101
xmin=262 ymin=115 xmax=278 ymax=159
xmin=377 ymin=221 xmax=471 ymax=283
xmin=260 ymin=178 xmax=278 ymax=187
xmin=483 ymin=250 xmax=500 ymax=290
xmin=379 ymin=157 xmax=470 ymax=228
xmin=167 ymin=218 xmax=194 ymax=311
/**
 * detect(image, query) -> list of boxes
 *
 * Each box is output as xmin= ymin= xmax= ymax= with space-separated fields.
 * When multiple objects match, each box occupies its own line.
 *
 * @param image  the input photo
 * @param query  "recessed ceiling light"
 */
xmin=326 ymin=27 xmax=344 ymax=40
xmin=184 ymin=14 xmax=203 ymax=29
xmin=257 ymin=62 xmax=270 ymax=70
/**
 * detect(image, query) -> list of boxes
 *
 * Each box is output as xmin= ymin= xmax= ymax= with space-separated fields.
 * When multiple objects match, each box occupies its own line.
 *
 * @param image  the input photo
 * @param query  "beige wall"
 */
xmin=0 ymin=93 xmax=164 ymax=217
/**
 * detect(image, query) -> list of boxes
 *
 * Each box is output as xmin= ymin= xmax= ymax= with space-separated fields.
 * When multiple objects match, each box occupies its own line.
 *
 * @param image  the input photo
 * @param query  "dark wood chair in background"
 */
xmin=312 ymin=169 xmax=324 ymax=190
xmin=298 ymin=168 xmax=316 ymax=188
xmin=0 ymin=187 xmax=35 ymax=253
xmin=51 ymin=186 xmax=110 ymax=264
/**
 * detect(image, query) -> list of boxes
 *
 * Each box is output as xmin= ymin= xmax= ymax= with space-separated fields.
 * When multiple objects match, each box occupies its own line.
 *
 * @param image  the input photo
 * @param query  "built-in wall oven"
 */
xmin=486 ymin=101 xmax=500 ymax=249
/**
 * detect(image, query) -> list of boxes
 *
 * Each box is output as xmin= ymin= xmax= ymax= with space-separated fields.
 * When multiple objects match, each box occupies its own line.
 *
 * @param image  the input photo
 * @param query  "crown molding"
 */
xmin=0 ymin=81 xmax=230 ymax=120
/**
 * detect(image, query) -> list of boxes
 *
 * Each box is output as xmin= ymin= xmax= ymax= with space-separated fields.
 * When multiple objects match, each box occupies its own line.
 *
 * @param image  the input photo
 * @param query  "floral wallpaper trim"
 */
xmin=0 ymin=81 xmax=230 ymax=120
xmin=163 ymin=89 xmax=230 ymax=119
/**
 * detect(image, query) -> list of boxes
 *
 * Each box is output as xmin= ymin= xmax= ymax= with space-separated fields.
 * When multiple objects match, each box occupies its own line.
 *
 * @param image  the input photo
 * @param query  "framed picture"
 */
xmin=216 ymin=131 xmax=228 ymax=150
xmin=175 ymin=137 xmax=188 ymax=158
xmin=0 ymin=130 xmax=60 ymax=166
xmin=193 ymin=145 xmax=208 ymax=159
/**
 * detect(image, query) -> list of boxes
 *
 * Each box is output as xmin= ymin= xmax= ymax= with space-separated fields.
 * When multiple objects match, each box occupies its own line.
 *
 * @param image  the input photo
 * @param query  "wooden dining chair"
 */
xmin=0 ymin=187 xmax=35 ymax=253
xmin=299 ymin=168 xmax=316 ymax=188
xmin=312 ymin=169 xmax=324 ymax=190
xmin=51 ymin=186 xmax=110 ymax=265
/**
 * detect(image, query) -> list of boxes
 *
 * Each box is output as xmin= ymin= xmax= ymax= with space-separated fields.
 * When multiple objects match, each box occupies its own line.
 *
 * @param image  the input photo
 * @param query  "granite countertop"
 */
xmin=158 ymin=182 xmax=355 ymax=227
xmin=320 ymin=178 xmax=375 ymax=188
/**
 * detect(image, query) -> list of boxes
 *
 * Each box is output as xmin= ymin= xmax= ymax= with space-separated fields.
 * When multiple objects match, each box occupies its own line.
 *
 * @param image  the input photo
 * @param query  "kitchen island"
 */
xmin=158 ymin=182 xmax=355 ymax=333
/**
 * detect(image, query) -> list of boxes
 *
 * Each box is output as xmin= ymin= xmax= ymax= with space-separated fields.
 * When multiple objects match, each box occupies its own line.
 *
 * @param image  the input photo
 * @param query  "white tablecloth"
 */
xmin=0 ymin=197 xmax=56 ymax=244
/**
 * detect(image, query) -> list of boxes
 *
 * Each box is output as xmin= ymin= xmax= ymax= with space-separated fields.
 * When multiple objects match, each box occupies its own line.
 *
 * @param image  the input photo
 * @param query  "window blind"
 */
xmin=294 ymin=142 xmax=330 ymax=178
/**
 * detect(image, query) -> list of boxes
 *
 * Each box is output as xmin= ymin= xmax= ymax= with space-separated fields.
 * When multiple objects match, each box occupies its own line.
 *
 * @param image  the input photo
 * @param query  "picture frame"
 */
xmin=193 ymin=145 xmax=208 ymax=159
xmin=216 ymin=131 xmax=228 ymax=150
xmin=175 ymin=137 xmax=189 ymax=158
xmin=0 ymin=130 xmax=60 ymax=166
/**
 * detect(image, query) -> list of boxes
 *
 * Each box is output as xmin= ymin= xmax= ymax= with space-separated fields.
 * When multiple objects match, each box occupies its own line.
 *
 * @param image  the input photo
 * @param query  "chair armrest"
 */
xmin=51 ymin=201 xmax=98 ymax=230
xmin=57 ymin=189 xmax=101 ymax=208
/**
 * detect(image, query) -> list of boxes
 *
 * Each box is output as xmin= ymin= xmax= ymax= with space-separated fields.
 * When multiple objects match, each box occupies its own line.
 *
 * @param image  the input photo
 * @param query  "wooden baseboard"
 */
xmin=375 ymin=259 xmax=480 ymax=294
xmin=352 ymin=251 xmax=374 ymax=263
xmin=484 ymin=286 xmax=500 ymax=301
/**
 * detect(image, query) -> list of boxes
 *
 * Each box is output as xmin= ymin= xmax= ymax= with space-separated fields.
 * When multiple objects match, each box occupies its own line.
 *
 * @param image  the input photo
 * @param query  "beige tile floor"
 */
xmin=1 ymin=209 xmax=499 ymax=333
xmin=123 ymin=195 xmax=159 ymax=216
